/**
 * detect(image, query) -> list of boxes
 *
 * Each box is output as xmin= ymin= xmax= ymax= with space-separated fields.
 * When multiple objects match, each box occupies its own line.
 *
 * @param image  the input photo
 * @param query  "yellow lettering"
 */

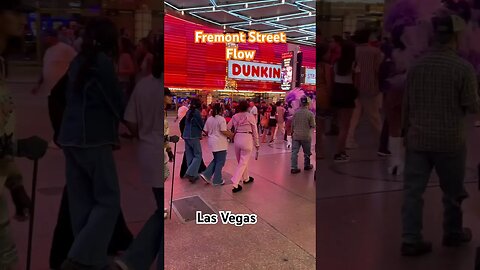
xmin=226 ymin=48 xmax=235 ymax=60
xmin=248 ymin=31 xmax=256 ymax=43
xmin=194 ymin=30 xmax=204 ymax=43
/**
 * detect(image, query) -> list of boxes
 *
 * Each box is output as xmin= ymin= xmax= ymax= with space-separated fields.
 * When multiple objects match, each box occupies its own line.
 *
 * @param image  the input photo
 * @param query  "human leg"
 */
xmin=185 ymin=139 xmax=202 ymax=178
xmin=346 ymin=99 xmax=361 ymax=147
xmin=337 ymin=108 xmax=354 ymax=155
xmin=119 ymin=188 xmax=163 ymax=270
xmin=65 ymin=147 xmax=121 ymax=267
xmin=402 ymin=150 xmax=433 ymax=244
xmin=301 ymin=140 xmax=312 ymax=169
xmin=212 ymin=151 xmax=227 ymax=185
xmin=291 ymin=140 xmax=301 ymax=170
xmin=434 ymin=147 xmax=469 ymax=241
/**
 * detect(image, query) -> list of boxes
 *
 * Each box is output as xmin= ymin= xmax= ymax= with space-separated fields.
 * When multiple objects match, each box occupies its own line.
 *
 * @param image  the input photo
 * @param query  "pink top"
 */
xmin=227 ymin=112 xmax=259 ymax=146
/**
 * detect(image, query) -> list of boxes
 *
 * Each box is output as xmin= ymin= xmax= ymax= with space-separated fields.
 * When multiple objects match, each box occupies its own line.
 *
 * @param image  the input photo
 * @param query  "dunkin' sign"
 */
xmin=227 ymin=60 xmax=281 ymax=83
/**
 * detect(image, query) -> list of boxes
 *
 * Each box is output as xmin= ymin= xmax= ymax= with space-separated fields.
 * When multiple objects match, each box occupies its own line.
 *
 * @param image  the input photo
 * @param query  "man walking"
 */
xmin=291 ymin=96 xmax=315 ymax=174
xmin=346 ymin=29 xmax=383 ymax=149
xmin=401 ymin=13 xmax=480 ymax=256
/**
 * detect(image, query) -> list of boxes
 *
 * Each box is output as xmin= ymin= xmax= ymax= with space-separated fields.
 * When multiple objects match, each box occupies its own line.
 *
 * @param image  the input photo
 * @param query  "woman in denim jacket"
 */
xmin=57 ymin=18 xmax=125 ymax=269
xmin=182 ymin=98 xmax=205 ymax=182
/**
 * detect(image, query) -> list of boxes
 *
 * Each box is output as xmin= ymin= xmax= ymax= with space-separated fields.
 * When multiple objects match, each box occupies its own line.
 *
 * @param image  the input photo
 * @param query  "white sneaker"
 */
xmin=212 ymin=179 xmax=225 ymax=186
xmin=199 ymin=173 xmax=210 ymax=184
xmin=114 ymin=259 xmax=129 ymax=270
xmin=388 ymin=137 xmax=405 ymax=176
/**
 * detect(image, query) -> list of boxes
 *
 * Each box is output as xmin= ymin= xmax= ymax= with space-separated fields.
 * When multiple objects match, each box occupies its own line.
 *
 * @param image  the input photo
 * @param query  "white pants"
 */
xmin=274 ymin=121 xmax=285 ymax=141
xmin=231 ymin=133 xmax=253 ymax=186
xmin=347 ymin=94 xmax=383 ymax=144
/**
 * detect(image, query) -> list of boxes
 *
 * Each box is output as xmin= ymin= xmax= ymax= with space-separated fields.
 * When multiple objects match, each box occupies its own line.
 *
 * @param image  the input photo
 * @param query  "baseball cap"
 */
xmin=0 ymin=0 xmax=35 ymax=13
xmin=432 ymin=13 xmax=466 ymax=34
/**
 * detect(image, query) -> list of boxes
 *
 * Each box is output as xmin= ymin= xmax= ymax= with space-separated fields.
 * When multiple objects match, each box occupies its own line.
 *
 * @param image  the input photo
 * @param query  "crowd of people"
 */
xmin=172 ymin=93 xmax=316 ymax=193
xmin=1 ymin=3 xmax=166 ymax=268
xmin=318 ymin=11 xmax=480 ymax=257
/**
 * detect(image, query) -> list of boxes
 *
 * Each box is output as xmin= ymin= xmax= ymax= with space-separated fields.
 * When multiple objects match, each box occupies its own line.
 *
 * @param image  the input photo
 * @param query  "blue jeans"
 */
xmin=202 ymin=151 xmax=227 ymax=185
xmin=291 ymin=139 xmax=312 ymax=170
xmin=184 ymin=138 xmax=202 ymax=178
xmin=122 ymin=188 xmax=163 ymax=270
xmin=63 ymin=146 xmax=120 ymax=268
xmin=402 ymin=147 xmax=468 ymax=243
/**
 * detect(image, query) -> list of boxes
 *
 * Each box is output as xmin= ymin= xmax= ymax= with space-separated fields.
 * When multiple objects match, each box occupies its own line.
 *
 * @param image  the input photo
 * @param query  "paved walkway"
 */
xmin=317 ymin=116 xmax=480 ymax=270
xmin=7 ymin=69 xmax=316 ymax=270
xmin=164 ymin=117 xmax=316 ymax=270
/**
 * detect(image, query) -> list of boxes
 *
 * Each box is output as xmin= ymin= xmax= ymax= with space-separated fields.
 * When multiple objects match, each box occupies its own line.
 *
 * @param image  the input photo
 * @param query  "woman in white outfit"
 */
xmin=227 ymin=100 xmax=260 ymax=193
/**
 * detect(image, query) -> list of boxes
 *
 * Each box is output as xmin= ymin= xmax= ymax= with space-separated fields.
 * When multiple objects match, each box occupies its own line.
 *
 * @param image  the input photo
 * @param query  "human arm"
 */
xmin=219 ymin=117 xmax=234 ymax=139
xmin=310 ymin=111 xmax=316 ymax=130
xmin=460 ymin=66 xmax=480 ymax=114
xmin=250 ymin=115 xmax=259 ymax=148
xmin=123 ymin=86 xmax=138 ymax=137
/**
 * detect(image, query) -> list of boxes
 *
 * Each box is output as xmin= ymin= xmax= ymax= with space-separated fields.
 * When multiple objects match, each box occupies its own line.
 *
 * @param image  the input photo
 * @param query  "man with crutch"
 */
xmin=0 ymin=2 xmax=48 ymax=269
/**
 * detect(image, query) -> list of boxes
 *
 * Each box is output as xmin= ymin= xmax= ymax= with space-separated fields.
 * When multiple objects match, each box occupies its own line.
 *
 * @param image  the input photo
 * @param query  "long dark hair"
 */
xmin=211 ymin=103 xmax=223 ymax=117
xmin=336 ymin=42 xmax=356 ymax=76
xmin=187 ymin=98 xmax=202 ymax=120
xmin=76 ymin=17 xmax=119 ymax=91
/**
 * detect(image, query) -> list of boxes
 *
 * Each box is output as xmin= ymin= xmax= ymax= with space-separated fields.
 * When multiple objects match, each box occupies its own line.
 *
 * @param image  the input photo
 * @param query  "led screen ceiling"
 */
xmin=165 ymin=0 xmax=316 ymax=46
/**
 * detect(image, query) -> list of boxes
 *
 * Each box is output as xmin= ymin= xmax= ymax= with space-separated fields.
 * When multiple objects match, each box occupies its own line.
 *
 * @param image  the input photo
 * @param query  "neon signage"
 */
xmin=227 ymin=60 xmax=281 ymax=82
xmin=195 ymin=30 xmax=287 ymax=60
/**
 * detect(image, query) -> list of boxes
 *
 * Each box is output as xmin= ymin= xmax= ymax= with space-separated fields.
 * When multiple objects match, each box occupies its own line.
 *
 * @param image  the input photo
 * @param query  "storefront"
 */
xmin=164 ymin=14 xmax=316 ymax=107
xmin=10 ymin=0 xmax=162 ymax=62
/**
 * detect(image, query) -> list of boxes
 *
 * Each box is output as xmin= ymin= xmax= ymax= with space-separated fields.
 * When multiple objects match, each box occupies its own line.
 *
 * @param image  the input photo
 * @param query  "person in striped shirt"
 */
xmin=346 ymin=29 xmax=383 ymax=149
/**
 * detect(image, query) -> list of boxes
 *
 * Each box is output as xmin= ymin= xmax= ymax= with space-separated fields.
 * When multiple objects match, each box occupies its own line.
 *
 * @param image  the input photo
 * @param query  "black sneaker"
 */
xmin=443 ymin=227 xmax=472 ymax=247
xmin=401 ymin=241 xmax=433 ymax=256
xmin=291 ymin=168 xmax=301 ymax=174
xmin=187 ymin=175 xmax=198 ymax=183
xmin=304 ymin=164 xmax=313 ymax=171
xmin=232 ymin=185 xmax=243 ymax=193
xmin=244 ymin=176 xmax=254 ymax=184
xmin=333 ymin=153 xmax=350 ymax=163
xmin=377 ymin=150 xmax=392 ymax=157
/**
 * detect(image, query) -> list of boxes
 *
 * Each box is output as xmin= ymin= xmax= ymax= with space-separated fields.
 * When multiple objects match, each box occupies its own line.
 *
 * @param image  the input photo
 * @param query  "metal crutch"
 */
xmin=26 ymin=159 xmax=38 ymax=270
xmin=168 ymin=135 xmax=180 ymax=219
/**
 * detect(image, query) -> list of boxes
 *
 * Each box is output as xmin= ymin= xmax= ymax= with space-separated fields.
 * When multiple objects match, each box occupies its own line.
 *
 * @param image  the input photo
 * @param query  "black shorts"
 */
xmin=268 ymin=119 xmax=277 ymax=127
xmin=331 ymin=83 xmax=358 ymax=109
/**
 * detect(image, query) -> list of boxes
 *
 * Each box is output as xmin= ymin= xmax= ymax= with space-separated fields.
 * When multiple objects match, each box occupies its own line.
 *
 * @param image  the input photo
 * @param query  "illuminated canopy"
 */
xmin=164 ymin=0 xmax=316 ymax=46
